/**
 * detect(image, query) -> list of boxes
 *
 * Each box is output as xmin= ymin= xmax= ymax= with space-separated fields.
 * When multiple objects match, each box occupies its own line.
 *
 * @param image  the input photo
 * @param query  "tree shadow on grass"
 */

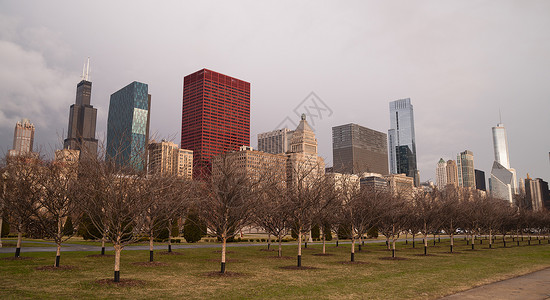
xmin=202 ymin=271 xmax=246 ymax=278
xmin=378 ymin=257 xmax=408 ymax=261
xmin=87 ymin=254 xmax=115 ymax=258
xmin=35 ymin=265 xmax=76 ymax=271
xmin=2 ymin=256 xmax=34 ymax=260
xmin=312 ymin=253 xmax=335 ymax=256
xmin=279 ymin=266 xmax=319 ymax=270
xmin=131 ymin=261 xmax=169 ymax=267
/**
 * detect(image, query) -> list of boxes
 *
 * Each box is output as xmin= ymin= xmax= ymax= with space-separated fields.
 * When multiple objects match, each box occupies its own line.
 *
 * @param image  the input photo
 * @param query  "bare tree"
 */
xmin=1 ymin=154 xmax=42 ymax=257
xmin=439 ymin=186 xmax=463 ymax=253
xmin=378 ymin=193 xmax=409 ymax=258
xmin=413 ymin=190 xmax=440 ymax=256
xmin=196 ymin=154 xmax=259 ymax=273
xmin=32 ymin=159 xmax=81 ymax=267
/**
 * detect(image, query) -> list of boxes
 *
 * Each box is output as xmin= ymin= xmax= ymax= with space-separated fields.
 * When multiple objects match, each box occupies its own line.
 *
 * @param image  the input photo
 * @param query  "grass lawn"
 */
xmin=0 ymin=237 xmax=549 ymax=299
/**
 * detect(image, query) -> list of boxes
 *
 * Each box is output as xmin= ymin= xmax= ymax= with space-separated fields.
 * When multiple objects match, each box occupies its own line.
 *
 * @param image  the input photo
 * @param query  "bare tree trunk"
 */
xmin=0 ymin=215 xmax=3 ymax=248
xmin=405 ymin=232 xmax=408 ymax=245
xmin=471 ymin=233 xmax=475 ymax=250
xmin=297 ymin=230 xmax=302 ymax=267
xmin=412 ymin=233 xmax=415 ymax=248
xmin=149 ymin=233 xmax=154 ymax=262
xmin=114 ymin=244 xmax=121 ymax=282
xmin=450 ymin=232 xmax=454 ymax=253
xmin=278 ymin=235 xmax=282 ymax=257
xmin=358 ymin=235 xmax=362 ymax=252
xmin=101 ymin=237 xmax=106 ymax=255
xmin=424 ymin=222 xmax=428 ymax=255
xmin=392 ymin=237 xmax=396 ymax=258
xmin=489 ymin=230 xmax=493 ymax=249
xmin=221 ymin=236 xmax=227 ymax=273
xmin=55 ymin=218 xmax=62 ymax=267
xmin=15 ymin=221 xmax=22 ymax=258
xmin=55 ymin=244 xmax=61 ymax=267
xmin=322 ymin=231 xmax=326 ymax=254
xmin=351 ymin=236 xmax=355 ymax=262
xmin=335 ymin=231 xmax=339 ymax=247
xmin=267 ymin=233 xmax=271 ymax=250
xmin=168 ymin=219 xmax=173 ymax=253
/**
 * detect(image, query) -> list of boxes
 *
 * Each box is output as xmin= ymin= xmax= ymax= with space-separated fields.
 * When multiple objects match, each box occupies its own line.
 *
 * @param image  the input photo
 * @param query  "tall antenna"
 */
xmin=499 ymin=108 xmax=502 ymax=124
xmin=85 ymin=57 xmax=90 ymax=81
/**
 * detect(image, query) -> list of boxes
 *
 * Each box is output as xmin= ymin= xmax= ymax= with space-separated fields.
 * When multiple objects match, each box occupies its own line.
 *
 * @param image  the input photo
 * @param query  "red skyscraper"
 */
xmin=181 ymin=69 xmax=251 ymax=179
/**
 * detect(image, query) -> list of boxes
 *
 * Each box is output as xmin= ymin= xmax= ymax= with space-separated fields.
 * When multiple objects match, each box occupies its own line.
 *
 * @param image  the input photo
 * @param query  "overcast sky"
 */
xmin=1 ymin=0 xmax=549 ymax=183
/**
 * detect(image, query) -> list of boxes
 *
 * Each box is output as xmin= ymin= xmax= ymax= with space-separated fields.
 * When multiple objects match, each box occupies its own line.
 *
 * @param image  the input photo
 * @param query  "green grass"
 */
xmin=1 ymin=237 xmax=549 ymax=299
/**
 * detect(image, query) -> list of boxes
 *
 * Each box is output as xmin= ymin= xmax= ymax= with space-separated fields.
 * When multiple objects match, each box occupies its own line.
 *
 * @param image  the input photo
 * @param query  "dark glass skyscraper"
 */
xmin=388 ymin=98 xmax=419 ymax=186
xmin=106 ymin=81 xmax=151 ymax=171
xmin=332 ymin=123 xmax=388 ymax=175
xmin=64 ymin=60 xmax=98 ymax=158
xmin=181 ymin=69 xmax=250 ymax=179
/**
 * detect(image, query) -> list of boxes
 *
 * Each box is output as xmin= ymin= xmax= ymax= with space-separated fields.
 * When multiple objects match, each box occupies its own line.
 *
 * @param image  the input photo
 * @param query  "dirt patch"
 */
xmin=279 ymin=265 xmax=319 ymax=270
xmin=95 ymin=278 xmax=146 ymax=287
xmin=338 ymin=261 xmax=368 ymax=265
xmin=413 ymin=253 xmax=439 ymax=257
xmin=203 ymin=271 xmax=245 ymax=278
xmin=378 ymin=256 xmax=408 ymax=261
xmin=87 ymin=254 xmax=115 ymax=258
xmin=2 ymin=256 xmax=34 ymax=261
xmin=312 ymin=253 xmax=335 ymax=256
xmin=35 ymin=265 xmax=76 ymax=271
xmin=206 ymin=258 xmax=242 ymax=263
xmin=159 ymin=251 xmax=184 ymax=255
xmin=131 ymin=261 xmax=168 ymax=267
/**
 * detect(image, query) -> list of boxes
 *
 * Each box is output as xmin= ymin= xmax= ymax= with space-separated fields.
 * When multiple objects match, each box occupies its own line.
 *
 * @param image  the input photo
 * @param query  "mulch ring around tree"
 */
xmin=412 ymin=253 xmax=439 ymax=257
xmin=87 ymin=254 xmax=115 ymax=258
xmin=312 ymin=253 xmax=335 ymax=256
xmin=259 ymin=248 xmax=275 ymax=252
xmin=378 ymin=256 xmax=408 ymax=261
xmin=279 ymin=265 xmax=320 ymax=270
xmin=206 ymin=258 xmax=242 ymax=263
xmin=203 ymin=271 xmax=246 ymax=278
xmin=95 ymin=278 xmax=146 ymax=287
xmin=131 ymin=261 xmax=169 ymax=267
xmin=159 ymin=251 xmax=184 ymax=255
xmin=2 ymin=256 xmax=34 ymax=261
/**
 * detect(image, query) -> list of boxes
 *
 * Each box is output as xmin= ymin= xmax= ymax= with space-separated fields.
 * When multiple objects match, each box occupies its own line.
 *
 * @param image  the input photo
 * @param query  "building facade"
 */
xmin=181 ymin=69 xmax=250 ymax=179
xmin=489 ymin=123 xmax=517 ymax=201
xmin=383 ymin=173 xmax=415 ymax=200
xmin=475 ymin=169 xmax=486 ymax=191
xmin=446 ymin=159 xmax=459 ymax=187
xmin=106 ymin=81 xmax=151 ymax=171
xmin=388 ymin=98 xmax=419 ymax=186
xmin=332 ymin=123 xmax=388 ymax=175
xmin=524 ymin=176 xmax=550 ymax=211
xmin=63 ymin=59 xmax=98 ymax=158
xmin=435 ymin=158 xmax=447 ymax=188
xmin=148 ymin=140 xmax=193 ymax=179
xmin=457 ymin=150 xmax=476 ymax=189
xmin=212 ymin=146 xmax=287 ymax=182
xmin=9 ymin=119 xmax=35 ymax=156
xmin=257 ymin=128 xmax=294 ymax=154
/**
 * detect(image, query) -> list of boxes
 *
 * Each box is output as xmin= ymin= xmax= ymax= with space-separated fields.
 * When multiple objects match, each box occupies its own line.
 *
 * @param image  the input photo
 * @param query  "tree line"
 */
xmin=1 ymin=152 xmax=549 ymax=282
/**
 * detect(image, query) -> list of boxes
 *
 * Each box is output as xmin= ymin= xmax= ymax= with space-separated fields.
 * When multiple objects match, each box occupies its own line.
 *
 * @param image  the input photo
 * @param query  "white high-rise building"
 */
xmin=257 ymin=128 xmax=294 ymax=154
xmin=489 ymin=122 xmax=517 ymax=203
xmin=436 ymin=158 xmax=447 ymax=188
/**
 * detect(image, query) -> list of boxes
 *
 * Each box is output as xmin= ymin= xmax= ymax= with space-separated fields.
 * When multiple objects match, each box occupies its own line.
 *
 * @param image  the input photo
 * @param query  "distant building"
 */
xmin=457 ymin=150 xmax=475 ymax=189
xmin=257 ymin=128 xmax=293 ymax=154
xmin=360 ymin=173 xmax=388 ymax=192
xmin=475 ymin=169 xmax=486 ymax=191
xmin=63 ymin=58 xmax=98 ymax=158
xmin=524 ymin=176 xmax=550 ymax=211
xmin=326 ymin=172 xmax=360 ymax=194
xmin=383 ymin=173 xmax=415 ymax=200
xmin=286 ymin=114 xmax=325 ymax=185
xmin=332 ymin=123 xmax=388 ymax=175
xmin=446 ymin=160 xmax=459 ymax=187
xmin=148 ymin=140 xmax=193 ymax=179
xmin=106 ymin=81 xmax=151 ymax=171
xmin=54 ymin=149 xmax=80 ymax=166
xmin=9 ymin=119 xmax=35 ymax=156
xmin=436 ymin=158 xmax=447 ymax=188
xmin=181 ymin=69 xmax=250 ymax=179
xmin=388 ymin=98 xmax=419 ymax=186
xmin=489 ymin=123 xmax=517 ymax=201
xmin=212 ymin=146 xmax=286 ymax=182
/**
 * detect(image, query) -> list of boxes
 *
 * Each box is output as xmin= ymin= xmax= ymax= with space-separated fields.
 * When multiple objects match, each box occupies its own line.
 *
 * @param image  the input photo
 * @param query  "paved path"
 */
xmin=441 ymin=268 xmax=550 ymax=300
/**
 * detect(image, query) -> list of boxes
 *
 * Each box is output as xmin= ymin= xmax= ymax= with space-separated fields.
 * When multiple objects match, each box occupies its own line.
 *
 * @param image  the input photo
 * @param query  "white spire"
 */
xmin=81 ymin=57 xmax=90 ymax=81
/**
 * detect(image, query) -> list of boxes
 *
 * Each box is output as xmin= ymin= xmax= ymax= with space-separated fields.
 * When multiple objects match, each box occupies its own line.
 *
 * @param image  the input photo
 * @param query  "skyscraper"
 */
xmin=106 ymin=81 xmax=151 ymax=171
xmin=457 ymin=150 xmax=475 ymax=189
xmin=446 ymin=160 xmax=459 ymax=187
xmin=524 ymin=175 xmax=550 ymax=211
xmin=286 ymin=114 xmax=325 ymax=185
xmin=388 ymin=98 xmax=419 ymax=186
xmin=181 ymin=69 xmax=250 ymax=179
xmin=435 ymin=158 xmax=447 ymax=188
xmin=489 ymin=123 xmax=517 ymax=203
xmin=257 ymin=128 xmax=293 ymax=154
xmin=148 ymin=140 xmax=193 ymax=179
xmin=332 ymin=123 xmax=388 ymax=175
xmin=63 ymin=58 xmax=98 ymax=158
xmin=9 ymin=119 xmax=34 ymax=156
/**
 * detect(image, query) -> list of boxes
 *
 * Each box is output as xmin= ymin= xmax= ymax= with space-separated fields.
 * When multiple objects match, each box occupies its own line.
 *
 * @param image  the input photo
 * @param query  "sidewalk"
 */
xmin=441 ymin=267 xmax=550 ymax=299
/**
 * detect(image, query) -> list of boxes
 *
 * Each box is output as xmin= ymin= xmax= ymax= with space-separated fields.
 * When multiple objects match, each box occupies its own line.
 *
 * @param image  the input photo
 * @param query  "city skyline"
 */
xmin=0 ymin=1 xmax=549 ymax=183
